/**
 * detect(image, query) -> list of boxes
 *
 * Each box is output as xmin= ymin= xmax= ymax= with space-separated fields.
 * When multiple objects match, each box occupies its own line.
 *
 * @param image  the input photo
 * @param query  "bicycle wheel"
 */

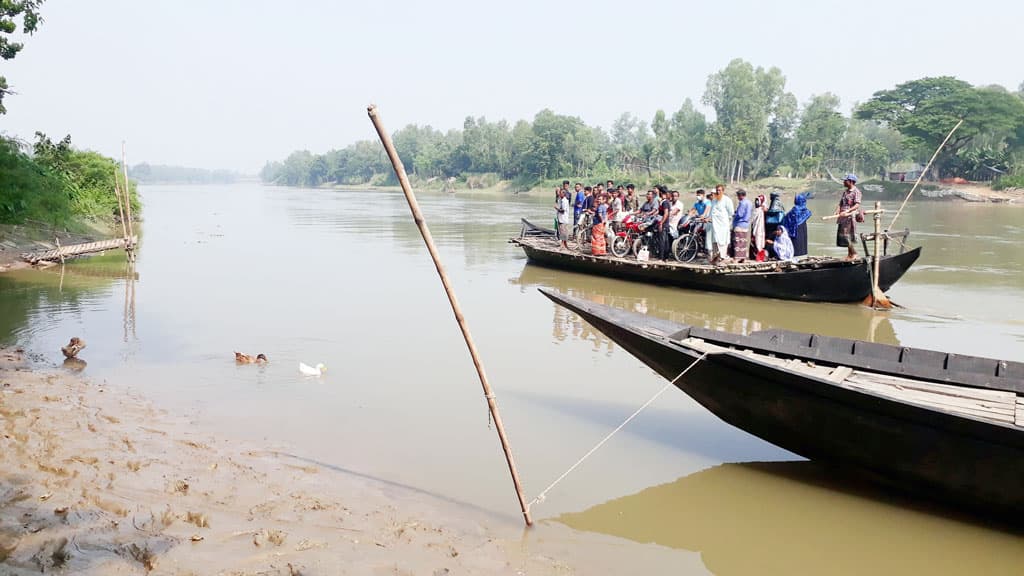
xmin=678 ymin=234 xmax=700 ymax=263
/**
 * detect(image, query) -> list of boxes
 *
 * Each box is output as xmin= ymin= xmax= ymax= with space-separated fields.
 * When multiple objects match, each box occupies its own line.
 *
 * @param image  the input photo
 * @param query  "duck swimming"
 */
xmin=61 ymin=337 xmax=86 ymax=359
xmin=235 ymin=352 xmax=268 ymax=364
xmin=299 ymin=362 xmax=326 ymax=376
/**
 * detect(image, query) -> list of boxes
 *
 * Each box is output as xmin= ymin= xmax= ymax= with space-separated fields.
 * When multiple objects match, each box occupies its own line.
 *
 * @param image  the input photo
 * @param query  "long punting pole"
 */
xmin=367 ymin=105 xmax=533 ymax=527
xmin=888 ymin=119 xmax=963 ymax=231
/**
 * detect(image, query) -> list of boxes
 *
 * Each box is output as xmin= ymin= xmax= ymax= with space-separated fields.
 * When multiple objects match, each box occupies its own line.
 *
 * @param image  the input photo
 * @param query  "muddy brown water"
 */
xmin=1 ymin=184 xmax=1022 ymax=574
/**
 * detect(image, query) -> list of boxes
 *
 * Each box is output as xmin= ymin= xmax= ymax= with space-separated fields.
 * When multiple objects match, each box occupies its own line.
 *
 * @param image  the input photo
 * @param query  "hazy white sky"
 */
xmin=1 ymin=0 xmax=1020 ymax=172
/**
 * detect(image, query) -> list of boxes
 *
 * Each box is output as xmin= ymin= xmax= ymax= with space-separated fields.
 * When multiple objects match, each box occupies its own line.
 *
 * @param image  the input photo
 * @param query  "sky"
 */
xmin=1 ymin=0 xmax=1021 ymax=173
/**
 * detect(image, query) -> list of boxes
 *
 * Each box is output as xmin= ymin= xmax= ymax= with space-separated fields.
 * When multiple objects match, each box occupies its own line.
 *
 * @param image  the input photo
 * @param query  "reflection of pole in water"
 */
xmin=123 ymin=260 xmax=137 ymax=342
xmin=58 ymin=263 xmax=65 ymax=293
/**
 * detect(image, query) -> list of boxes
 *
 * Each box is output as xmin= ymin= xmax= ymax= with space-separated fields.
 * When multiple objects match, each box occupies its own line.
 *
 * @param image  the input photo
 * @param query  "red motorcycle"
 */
xmin=610 ymin=213 xmax=655 ymax=258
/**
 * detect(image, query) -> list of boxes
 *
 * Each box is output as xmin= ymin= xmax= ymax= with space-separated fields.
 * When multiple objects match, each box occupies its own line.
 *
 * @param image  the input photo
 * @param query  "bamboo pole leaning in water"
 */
xmin=367 ymin=104 xmax=533 ymax=527
xmin=121 ymin=141 xmax=136 ymax=260
xmin=112 ymin=167 xmax=129 ymax=242
xmin=888 ymin=119 xmax=964 ymax=232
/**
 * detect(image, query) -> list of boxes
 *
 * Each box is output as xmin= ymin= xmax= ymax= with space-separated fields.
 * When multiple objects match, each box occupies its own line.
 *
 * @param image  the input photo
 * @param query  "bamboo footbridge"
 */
xmin=20 ymin=236 xmax=138 ymax=265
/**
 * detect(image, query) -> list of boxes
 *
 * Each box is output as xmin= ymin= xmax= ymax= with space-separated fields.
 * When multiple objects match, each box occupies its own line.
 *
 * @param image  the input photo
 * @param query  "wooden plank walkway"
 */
xmin=21 ymin=236 xmax=137 ymax=264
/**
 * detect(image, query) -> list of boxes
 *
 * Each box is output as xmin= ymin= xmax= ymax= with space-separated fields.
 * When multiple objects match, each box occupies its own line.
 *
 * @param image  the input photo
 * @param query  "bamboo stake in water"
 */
xmin=367 ymin=104 xmax=533 ymax=527
xmin=121 ymin=141 xmax=136 ymax=259
xmin=888 ymin=119 xmax=963 ymax=231
xmin=865 ymin=202 xmax=890 ymax=309
xmin=112 ymin=167 xmax=129 ymax=241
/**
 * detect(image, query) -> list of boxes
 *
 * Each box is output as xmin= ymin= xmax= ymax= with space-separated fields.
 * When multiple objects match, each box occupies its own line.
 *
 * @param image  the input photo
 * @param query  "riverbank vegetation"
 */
xmin=1 ymin=2 xmax=141 ymax=230
xmin=0 ymin=133 xmax=139 ymax=228
xmin=263 ymin=60 xmax=1024 ymax=192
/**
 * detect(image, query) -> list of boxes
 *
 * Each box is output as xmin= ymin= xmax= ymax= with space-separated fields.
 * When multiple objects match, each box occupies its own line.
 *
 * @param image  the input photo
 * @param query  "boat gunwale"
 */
xmin=538 ymin=288 xmax=1024 ymax=440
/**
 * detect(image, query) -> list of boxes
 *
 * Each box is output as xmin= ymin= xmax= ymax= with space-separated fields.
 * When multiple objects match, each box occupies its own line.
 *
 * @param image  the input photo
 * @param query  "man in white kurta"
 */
xmin=706 ymin=185 xmax=734 ymax=264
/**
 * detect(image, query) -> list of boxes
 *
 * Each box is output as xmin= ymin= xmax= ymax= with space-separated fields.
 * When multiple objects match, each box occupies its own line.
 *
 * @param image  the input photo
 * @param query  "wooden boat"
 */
xmin=539 ymin=288 xmax=1024 ymax=518
xmin=511 ymin=219 xmax=921 ymax=303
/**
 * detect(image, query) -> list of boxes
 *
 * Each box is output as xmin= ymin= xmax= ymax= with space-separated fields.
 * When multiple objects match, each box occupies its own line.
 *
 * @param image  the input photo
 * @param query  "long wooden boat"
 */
xmin=540 ymin=288 xmax=1024 ymax=519
xmin=511 ymin=219 xmax=921 ymax=303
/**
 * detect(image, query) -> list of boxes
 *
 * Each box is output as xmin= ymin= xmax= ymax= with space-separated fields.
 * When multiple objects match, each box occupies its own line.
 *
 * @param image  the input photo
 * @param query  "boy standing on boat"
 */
xmin=556 ymin=188 xmax=572 ymax=250
xmin=835 ymin=174 xmax=863 ymax=260
xmin=573 ymin=182 xmax=585 ymax=225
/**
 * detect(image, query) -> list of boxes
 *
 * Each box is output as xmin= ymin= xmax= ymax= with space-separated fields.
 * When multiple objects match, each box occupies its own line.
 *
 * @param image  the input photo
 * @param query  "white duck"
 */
xmin=299 ymin=362 xmax=326 ymax=377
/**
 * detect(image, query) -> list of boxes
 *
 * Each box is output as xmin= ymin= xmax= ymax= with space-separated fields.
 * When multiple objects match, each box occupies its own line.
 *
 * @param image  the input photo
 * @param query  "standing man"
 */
xmin=667 ymin=190 xmax=685 ymax=252
xmin=555 ymin=188 xmax=572 ymax=250
xmin=731 ymin=189 xmax=752 ymax=262
xmin=657 ymin=186 xmax=673 ymax=259
xmin=706 ymin=184 xmax=734 ymax=265
xmin=835 ymin=173 xmax=862 ymax=260
xmin=573 ymin=182 xmax=585 ymax=225
xmin=624 ymin=184 xmax=637 ymax=213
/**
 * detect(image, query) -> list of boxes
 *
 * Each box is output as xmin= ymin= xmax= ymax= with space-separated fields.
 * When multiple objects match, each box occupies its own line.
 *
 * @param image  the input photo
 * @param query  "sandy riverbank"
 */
xmin=0 ymin=349 xmax=682 ymax=575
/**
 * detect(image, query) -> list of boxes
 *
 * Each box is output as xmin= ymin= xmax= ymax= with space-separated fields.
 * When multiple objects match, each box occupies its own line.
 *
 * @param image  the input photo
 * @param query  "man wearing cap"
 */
xmin=835 ymin=173 xmax=863 ymax=260
xmin=731 ymin=189 xmax=752 ymax=262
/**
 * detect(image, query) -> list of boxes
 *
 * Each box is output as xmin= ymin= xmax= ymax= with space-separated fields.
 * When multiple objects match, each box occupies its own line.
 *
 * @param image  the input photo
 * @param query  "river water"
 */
xmin=2 ymin=183 xmax=1022 ymax=574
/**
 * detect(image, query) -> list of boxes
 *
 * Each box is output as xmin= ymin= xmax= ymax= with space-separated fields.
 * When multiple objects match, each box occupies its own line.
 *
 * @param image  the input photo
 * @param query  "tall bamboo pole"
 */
xmin=866 ymin=202 xmax=891 ymax=309
xmin=367 ymin=105 xmax=532 ymax=527
xmin=121 ymin=141 xmax=135 ymax=258
xmin=112 ymin=167 xmax=129 ymax=241
xmin=888 ymin=119 xmax=963 ymax=231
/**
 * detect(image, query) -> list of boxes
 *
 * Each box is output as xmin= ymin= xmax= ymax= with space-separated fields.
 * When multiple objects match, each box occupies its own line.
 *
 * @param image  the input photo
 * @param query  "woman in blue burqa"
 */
xmin=781 ymin=193 xmax=812 ymax=256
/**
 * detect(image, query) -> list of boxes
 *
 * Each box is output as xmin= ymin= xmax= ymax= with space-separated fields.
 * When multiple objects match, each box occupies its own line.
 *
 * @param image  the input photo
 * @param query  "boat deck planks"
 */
xmin=513 ymin=236 xmax=858 ymax=275
xmin=679 ymin=336 xmax=1023 ymax=428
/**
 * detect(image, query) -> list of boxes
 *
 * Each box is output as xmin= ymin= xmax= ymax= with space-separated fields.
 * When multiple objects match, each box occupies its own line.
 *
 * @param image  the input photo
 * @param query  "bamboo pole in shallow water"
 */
xmin=121 ymin=142 xmax=136 ymax=260
xmin=864 ymin=202 xmax=891 ymax=309
xmin=112 ymin=167 xmax=129 ymax=241
xmin=367 ymin=104 xmax=533 ymax=527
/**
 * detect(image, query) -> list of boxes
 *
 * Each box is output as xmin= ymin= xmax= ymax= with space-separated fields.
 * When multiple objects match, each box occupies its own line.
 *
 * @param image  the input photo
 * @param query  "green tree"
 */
xmin=668 ymin=99 xmax=707 ymax=171
xmin=703 ymin=59 xmax=793 ymax=181
xmin=795 ymin=93 xmax=847 ymax=175
xmin=0 ymin=0 xmax=44 ymax=114
xmin=856 ymin=77 xmax=1024 ymax=177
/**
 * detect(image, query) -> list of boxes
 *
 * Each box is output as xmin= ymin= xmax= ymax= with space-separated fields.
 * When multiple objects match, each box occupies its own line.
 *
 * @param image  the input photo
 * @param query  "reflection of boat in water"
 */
xmin=511 ymin=219 xmax=921 ymax=303
xmin=511 ymin=264 xmax=900 ymax=346
xmin=541 ymin=289 xmax=1024 ymax=519
xmin=559 ymin=461 xmax=1024 ymax=576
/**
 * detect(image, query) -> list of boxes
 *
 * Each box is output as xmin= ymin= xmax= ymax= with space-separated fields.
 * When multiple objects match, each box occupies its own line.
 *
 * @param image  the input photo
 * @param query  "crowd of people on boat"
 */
xmin=552 ymin=175 xmax=864 ymax=265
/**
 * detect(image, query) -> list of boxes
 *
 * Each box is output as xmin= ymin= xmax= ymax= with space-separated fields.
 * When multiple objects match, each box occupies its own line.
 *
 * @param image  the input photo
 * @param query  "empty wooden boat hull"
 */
xmin=512 ymin=219 xmax=921 ymax=303
xmin=540 ymin=288 xmax=1024 ymax=519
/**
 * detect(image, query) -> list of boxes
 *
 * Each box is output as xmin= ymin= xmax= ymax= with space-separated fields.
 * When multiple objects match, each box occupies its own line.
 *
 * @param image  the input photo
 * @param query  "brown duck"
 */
xmin=234 ymin=352 xmax=268 ymax=364
xmin=61 ymin=337 xmax=86 ymax=359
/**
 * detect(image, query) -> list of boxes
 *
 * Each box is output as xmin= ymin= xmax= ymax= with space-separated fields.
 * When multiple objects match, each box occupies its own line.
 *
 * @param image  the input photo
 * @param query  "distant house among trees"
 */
xmin=888 ymin=163 xmax=925 ymax=182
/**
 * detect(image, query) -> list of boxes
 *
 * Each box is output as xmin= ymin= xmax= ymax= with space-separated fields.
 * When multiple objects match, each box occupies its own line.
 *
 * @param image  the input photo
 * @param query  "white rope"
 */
xmin=526 ymin=351 xmax=709 ymax=510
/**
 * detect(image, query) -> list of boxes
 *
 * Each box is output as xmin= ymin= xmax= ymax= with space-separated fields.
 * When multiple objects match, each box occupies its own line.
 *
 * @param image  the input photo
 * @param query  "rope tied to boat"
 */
xmin=526 ymin=351 xmax=709 ymax=511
